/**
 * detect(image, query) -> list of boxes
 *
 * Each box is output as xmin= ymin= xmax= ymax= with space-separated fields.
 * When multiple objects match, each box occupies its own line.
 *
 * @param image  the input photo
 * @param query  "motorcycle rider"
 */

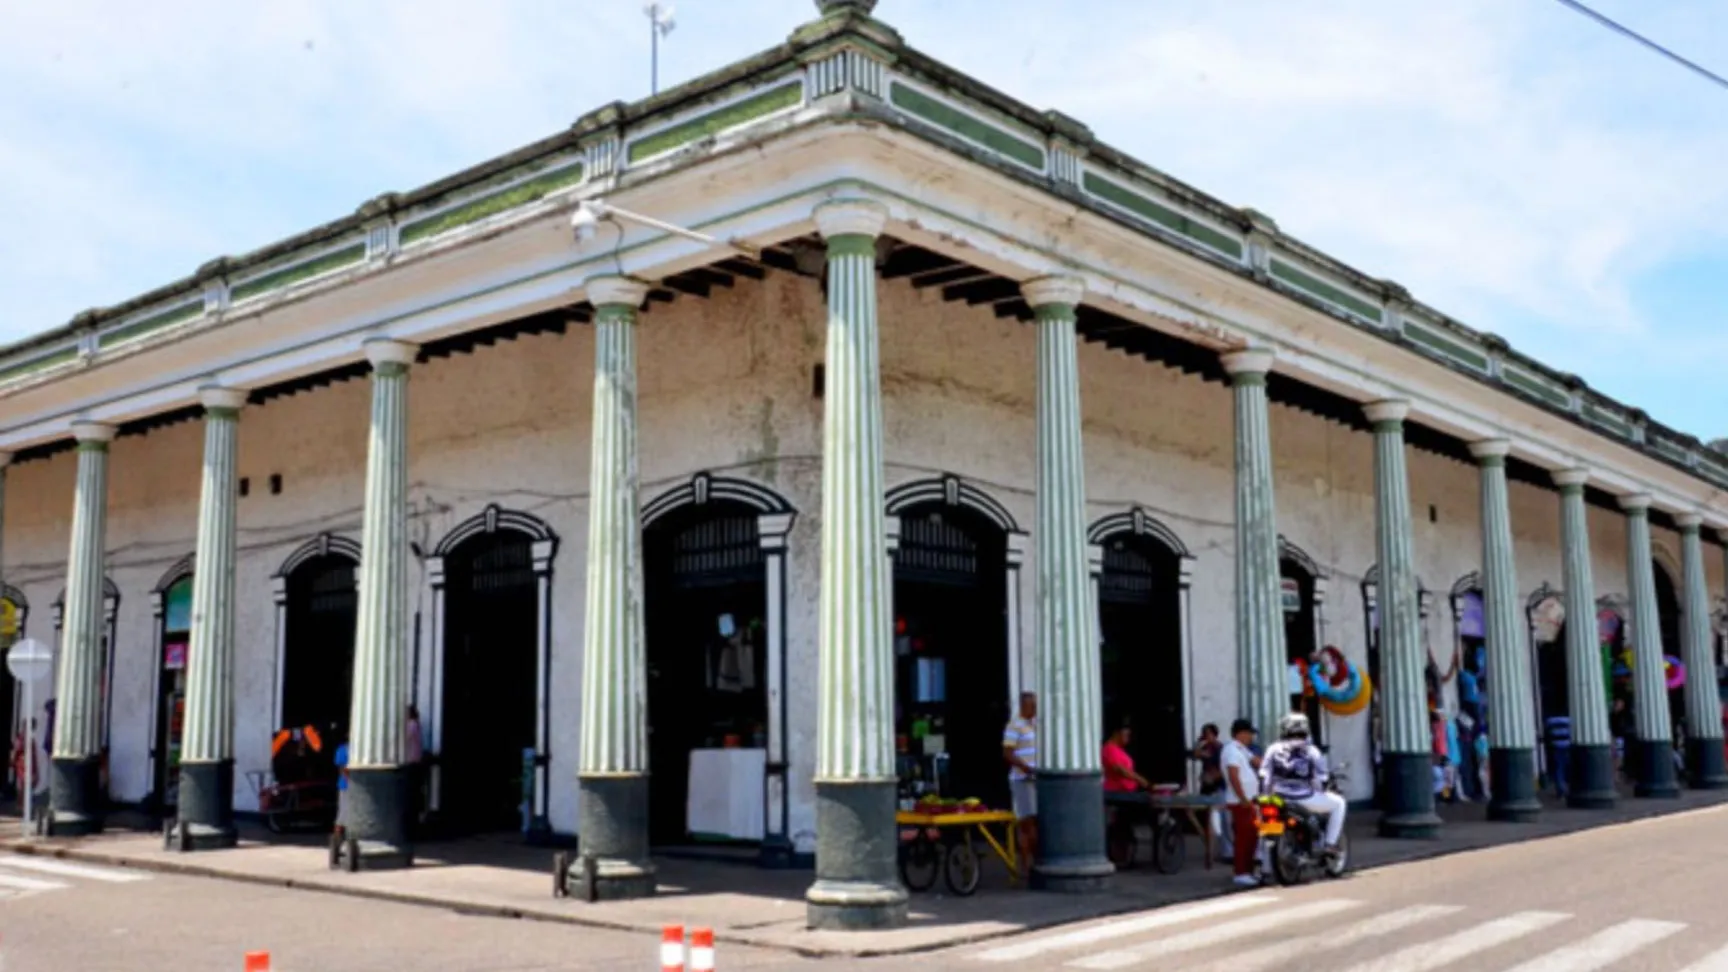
xmin=1259 ymin=711 xmax=1345 ymax=857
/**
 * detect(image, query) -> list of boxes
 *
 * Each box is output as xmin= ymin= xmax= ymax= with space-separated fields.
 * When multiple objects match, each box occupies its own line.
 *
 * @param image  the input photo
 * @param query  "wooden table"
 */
xmin=1104 ymin=791 xmax=1218 ymax=870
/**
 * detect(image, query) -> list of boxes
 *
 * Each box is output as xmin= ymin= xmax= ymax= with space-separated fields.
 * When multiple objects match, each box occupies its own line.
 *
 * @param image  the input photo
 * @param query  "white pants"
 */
xmin=1295 ymin=792 xmax=1346 ymax=846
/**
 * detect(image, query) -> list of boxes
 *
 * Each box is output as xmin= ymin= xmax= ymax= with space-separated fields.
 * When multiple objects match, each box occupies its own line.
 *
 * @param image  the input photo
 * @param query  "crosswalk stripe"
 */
xmin=1498 ymin=918 xmax=1684 ymax=972
xmin=1068 ymin=898 xmax=1361 ymax=969
xmin=0 ymin=872 xmax=69 ymax=893
xmin=1185 ymin=904 xmax=1466 ymax=972
xmin=1335 ymin=911 xmax=1571 ymax=972
xmin=1681 ymin=945 xmax=1728 ymax=971
xmin=0 ymin=857 xmax=147 ymax=883
xmin=971 ymin=893 xmax=1280 ymax=962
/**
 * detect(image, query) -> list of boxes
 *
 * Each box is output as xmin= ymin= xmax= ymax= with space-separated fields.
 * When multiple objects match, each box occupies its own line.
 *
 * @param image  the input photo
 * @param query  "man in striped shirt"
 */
xmin=1004 ymin=692 xmax=1038 ymax=877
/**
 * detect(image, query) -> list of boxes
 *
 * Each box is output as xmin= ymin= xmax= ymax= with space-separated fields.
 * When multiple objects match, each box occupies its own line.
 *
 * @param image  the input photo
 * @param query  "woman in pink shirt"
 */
xmin=1103 ymin=720 xmax=1152 ymax=792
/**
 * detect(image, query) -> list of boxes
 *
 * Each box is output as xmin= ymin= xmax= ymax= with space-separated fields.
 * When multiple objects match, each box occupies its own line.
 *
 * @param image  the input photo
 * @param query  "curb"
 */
xmin=4 ymin=798 xmax=1722 ymax=959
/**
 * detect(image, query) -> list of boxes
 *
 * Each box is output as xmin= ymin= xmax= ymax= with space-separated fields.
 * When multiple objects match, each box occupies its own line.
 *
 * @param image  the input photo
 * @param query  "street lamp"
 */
xmin=644 ymin=3 xmax=675 ymax=96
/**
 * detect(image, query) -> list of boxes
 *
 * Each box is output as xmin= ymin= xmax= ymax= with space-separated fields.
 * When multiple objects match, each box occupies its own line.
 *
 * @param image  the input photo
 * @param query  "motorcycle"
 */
xmin=1253 ymin=763 xmax=1350 ymax=886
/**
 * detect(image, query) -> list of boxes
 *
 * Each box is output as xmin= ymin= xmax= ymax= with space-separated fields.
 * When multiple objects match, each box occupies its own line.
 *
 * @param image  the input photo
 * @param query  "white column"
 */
xmin=1620 ymin=493 xmax=1679 ymax=798
xmin=1676 ymin=514 xmax=1727 ymax=787
xmin=1468 ymin=438 xmax=1539 ymax=820
xmin=1222 ymin=348 xmax=1286 ymax=741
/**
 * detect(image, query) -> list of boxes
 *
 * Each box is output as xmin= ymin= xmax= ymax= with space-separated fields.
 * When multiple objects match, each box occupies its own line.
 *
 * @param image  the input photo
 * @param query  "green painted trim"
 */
xmin=230 ymin=243 xmax=367 ymax=303
xmin=373 ymin=362 xmax=409 ymax=379
xmin=1402 ymin=322 xmax=1490 ymax=372
xmin=1584 ymin=404 xmax=1633 ymax=438
xmin=1558 ymin=482 xmax=1585 ymax=497
xmin=825 ymin=233 xmax=877 ymax=258
xmin=76 ymin=440 xmax=109 ymax=454
xmin=1372 ymin=420 xmax=1404 ymax=435
xmin=204 ymin=406 xmax=241 ymax=421
xmin=1477 ymin=454 xmax=1506 ymax=468
xmin=1501 ymin=366 xmax=1570 ymax=408
xmin=1230 ymin=372 xmax=1267 ymax=388
xmin=888 ymin=82 xmax=1046 ymax=171
xmin=627 ymin=82 xmax=805 ymax=164
xmin=1031 ymin=303 xmax=1076 ymax=322
xmin=0 ymin=347 xmax=77 ymax=384
xmin=399 ymin=161 xmax=588 ymax=246
xmin=593 ymin=303 xmax=641 ymax=320
xmin=1082 ymin=172 xmax=1243 ymax=259
xmin=1653 ymin=438 xmax=1691 ymax=463
xmin=100 ymin=301 xmax=203 ymax=349
xmin=1269 ymin=259 xmax=1384 ymax=324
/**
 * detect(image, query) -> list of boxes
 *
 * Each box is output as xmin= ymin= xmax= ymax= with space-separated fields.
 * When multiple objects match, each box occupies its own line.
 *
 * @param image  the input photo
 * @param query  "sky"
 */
xmin=2 ymin=0 xmax=1725 ymax=439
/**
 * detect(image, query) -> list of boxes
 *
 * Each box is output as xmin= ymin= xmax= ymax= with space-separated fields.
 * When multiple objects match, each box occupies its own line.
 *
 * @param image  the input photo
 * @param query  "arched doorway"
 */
xmin=888 ymin=477 xmax=1018 ymax=811
xmin=56 ymin=577 xmax=120 ymax=804
xmin=1091 ymin=507 xmax=1192 ymax=789
xmin=1279 ymin=540 xmax=1325 ymax=749
xmin=1653 ymin=561 xmax=1684 ymax=736
xmin=429 ymin=507 xmax=555 ymax=835
xmin=1448 ymin=576 xmax=1487 ymax=801
xmin=2 ymin=585 xmax=28 ymax=797
xmin=273 ymin=534 xmax=361 ymax=738
xmin=150 ymin=561 xmax=194 ymax=812
xmin=1527 ymin=583 xmax=1568 ymax=792
xmin=642 ymin=473 xmax=795 ymax=859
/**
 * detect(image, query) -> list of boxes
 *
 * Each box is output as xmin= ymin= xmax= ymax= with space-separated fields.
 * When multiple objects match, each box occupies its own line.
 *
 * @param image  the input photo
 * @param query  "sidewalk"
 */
xmin=2 ymin=790 xmax=1722 ymax=958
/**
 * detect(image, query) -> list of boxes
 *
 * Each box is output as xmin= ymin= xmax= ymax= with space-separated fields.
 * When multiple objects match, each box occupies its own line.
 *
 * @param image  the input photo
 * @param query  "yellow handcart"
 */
xmin=895 ymin=810 xmax=1019 ymax=896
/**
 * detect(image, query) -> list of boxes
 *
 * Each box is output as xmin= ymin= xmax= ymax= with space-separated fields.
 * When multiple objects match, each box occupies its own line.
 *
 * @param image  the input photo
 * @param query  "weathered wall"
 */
xmin=1 ymin=267 xmax=1717 ymax=828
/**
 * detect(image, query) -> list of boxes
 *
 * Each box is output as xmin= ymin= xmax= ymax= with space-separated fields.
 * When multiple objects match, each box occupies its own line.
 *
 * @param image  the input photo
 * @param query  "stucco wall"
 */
xmin=1 ymin=267 xmax=1719 ymax=829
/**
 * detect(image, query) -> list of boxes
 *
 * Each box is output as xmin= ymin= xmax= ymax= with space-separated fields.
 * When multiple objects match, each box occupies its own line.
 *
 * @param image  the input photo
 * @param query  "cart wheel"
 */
xmin=1106 ymin=816 xmax=1137 ymax=870
xmin=943 ymin=837 xmax=982 ymax=896
xmin=1152 ymin=815 xmax=1187 ymax=874
xmin=898 ymin=832 xmax=941 ymax=892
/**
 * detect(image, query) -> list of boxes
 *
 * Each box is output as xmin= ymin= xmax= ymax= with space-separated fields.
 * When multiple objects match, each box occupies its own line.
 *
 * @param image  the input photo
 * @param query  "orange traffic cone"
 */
xmin=660 ymin=925 xmax=685 ymax=972
xmin=244 ymin=951 xmax=270 ymax=971
xmin=690 ymin=927 xmax=715 ymax=972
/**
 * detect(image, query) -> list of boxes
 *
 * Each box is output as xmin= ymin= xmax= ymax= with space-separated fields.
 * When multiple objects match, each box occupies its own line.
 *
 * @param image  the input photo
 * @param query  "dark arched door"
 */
xmin=893 ymin=505 xmax=1009 ymax=808
xmin=280 ymin=554 xmax=359 ymax=736
xmin=1098 ymin=534 xmax=1185 ymax=787
xmin=1654 ymin=563 xmax=1683 ymax=735
xmin=440 ymin=532 xmax=539 ymax=833
xmin=1280 ymin=559 xmax=1322 ymax=748
xmin=644 ymin=504 xmax=768 ymax=844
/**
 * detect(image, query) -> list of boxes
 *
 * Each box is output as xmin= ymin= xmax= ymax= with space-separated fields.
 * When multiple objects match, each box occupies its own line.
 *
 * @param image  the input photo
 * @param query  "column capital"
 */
xmin=1468 ymin=438 xmax=1512 ymax=462
xmin=71 ymin=421 xmax=117 ymax=444
xmin=813 ymin=198 xmax=888 ymax=240
xmin=1020 ymin=275 xmax=1085 ymax=311
xmin=1617 ymin=492 xmax=1652 ymax=513
xmin=1675 ymin=512 xmax=1704 ymax=531
xmin=1362 ymin=399 xmax=1410 ymax=425
xmin=585 ymin=275 xmax=649 ymax=309
xmin=1221 ymin=346 xmax=1276 ymax=379
xmin=197 ymin=385 xmax=248 ymax=413
xmin=363 ymin=338 xmax=417 ymax=369
xmin=1552 ymin=467 xmax=1590 ymax=488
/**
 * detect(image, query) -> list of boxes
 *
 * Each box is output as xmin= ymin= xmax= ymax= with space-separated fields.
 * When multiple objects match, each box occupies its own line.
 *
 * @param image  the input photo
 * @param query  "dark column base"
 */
xmin=47 ymin=756 xmax=104 ymax=837
xmin=1486 ymin=748 xmax=1542 ymax=822
xmin=1566 ymin=744 xmax=1618 ymax=809
xmin=169 ymin=759 xmax=237 ymax=850
xmin=1377 ymin=751 xmax=1442 ymax=839
xmin=1632 ymin=738 xmax=1681 ymax=798
xmin=1032 ymin=771 xmax=1113 ymax=893
xmin=805 ymin=779 xmax=906 ymax=930
xmin=1685 ymin=736 xmax=1728 ymax=790
xmin=337 ymin=765 xmax=413 ymax=870
xmin=571 ymin=773 xmax=655 ymax=901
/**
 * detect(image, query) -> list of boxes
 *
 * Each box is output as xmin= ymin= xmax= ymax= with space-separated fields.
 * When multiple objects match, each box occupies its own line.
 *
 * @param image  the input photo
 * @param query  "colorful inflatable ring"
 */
xmin=1317 ymin=646 xmax=1351 ymax=688
xmin=1666 ymin=655 xmax=1686 ymax=690
xmin=1312 ymin=662 xmax=1361 ymax=705
xmin=1325 ymin=671 xmax=1373 ymax=717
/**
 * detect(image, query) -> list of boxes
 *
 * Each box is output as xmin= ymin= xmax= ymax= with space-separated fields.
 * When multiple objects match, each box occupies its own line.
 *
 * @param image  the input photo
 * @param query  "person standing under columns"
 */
xmin=1553 ymin=469 xmax=1616 ymax=807
xmin=805 ymin=199 xmax=907 ymax=931
xmin=1025 ymin=274 xmax=1112 ymax=892
xmin=1364 ymin=400 xmax=1441 ymax=838
xmin=1620 ymin=494 xmax=1679 ymax=798
xmin=172 ymin=386 xmax=248 ymax=850
xmin=1469 ymin=439 xmax=1540 ymax=821
xmin=48 ymin=421 xmax=116 ymax=836
xmin=1676 ymin=515 xmax=1727 ymax=788
xmin=1222 ymin=348 xmax=1286 ymax=742
xmin=341 ymin=338 xmax=418 ymax=869
xmin=573 ymin=274 xmax=656 ymax=901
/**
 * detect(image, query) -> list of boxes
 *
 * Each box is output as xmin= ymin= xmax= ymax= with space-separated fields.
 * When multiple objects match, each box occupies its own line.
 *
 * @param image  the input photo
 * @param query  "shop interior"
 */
xmin=151 ymin=574 xmax=193 ymax=812
xmin=1097 ymin=533 xmax=1185 ymax=788
xmin=279 ymin=552 xmax=358 ymax=741
xmin=1281 ymin=560 xmax=1322 ymax=748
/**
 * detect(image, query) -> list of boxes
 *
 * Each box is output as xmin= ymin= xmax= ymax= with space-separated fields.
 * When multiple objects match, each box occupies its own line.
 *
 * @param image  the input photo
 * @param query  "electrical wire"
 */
xmin=1548 ymin=0 xmax=1728 ymax=91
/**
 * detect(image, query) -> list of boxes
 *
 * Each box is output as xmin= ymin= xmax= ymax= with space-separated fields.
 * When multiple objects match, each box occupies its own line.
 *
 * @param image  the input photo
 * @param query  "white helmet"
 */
xmin=1279 ymin=711 xmax=1311 ymax=739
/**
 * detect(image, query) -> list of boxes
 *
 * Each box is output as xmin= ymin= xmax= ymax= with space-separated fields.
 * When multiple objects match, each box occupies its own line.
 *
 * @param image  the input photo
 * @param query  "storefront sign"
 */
xmin=1281 ymin=578 xmax=1301 ymax=614
xmin=164 ymin=640 xmax=188 ymax=671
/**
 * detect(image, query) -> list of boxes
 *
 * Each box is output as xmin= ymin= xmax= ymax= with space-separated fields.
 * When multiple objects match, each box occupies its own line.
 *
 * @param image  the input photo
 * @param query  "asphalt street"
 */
xmin=6 ymin=804 xmax=1727 ymax=970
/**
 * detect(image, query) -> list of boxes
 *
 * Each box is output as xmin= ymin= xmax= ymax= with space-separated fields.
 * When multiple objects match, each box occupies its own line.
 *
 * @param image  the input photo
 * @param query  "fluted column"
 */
xmin=1364 ymin=400 xmax=1440 ymax=838
xmin=1025 ymin=274 xmax=1111 ymax=892
xmin=805 ymin=199 xmax=906 ymax=931
xmin=1470 ymin=439 xmax=1540 ymax=821
xmin=1621 ymin=494 xmax=1679 ymax=798
xmin=572 ymin=274 xmax=655 ymax=901
xmin=48 ymin=420 xmax=116 ymax=836
xmin=341 ymin=338 xmax=417 ymax=868
xmin=1677 ymin=514 xmax=1727 ymax=788
xmin=1223 ymin=348 xmax=1286 ymax=742
xmin=172 ymin=387 xmax=247 ymax=850
xmin=1554 ymin=468 xmax=1616 ymax=807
